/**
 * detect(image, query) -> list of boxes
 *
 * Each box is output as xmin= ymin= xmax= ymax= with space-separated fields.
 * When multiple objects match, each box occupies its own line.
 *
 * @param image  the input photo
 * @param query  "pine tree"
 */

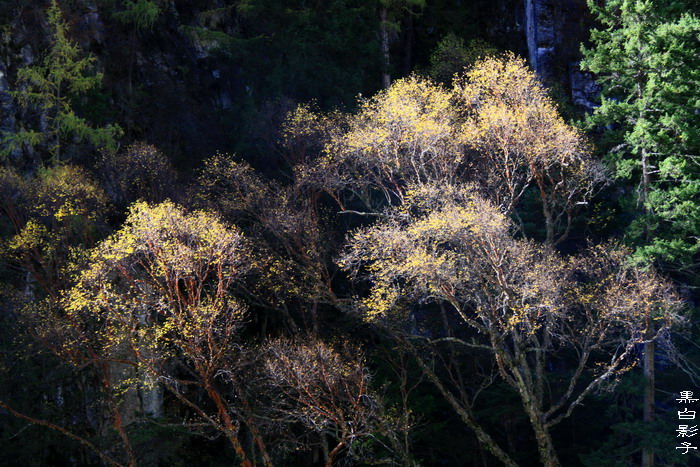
xmin=581 ymin=0 xmax=700 ymax=274
xmin=582 ymin=3 xmax=700 ymax=465
xmin=1 ymin=0 xmax=121 ymax=163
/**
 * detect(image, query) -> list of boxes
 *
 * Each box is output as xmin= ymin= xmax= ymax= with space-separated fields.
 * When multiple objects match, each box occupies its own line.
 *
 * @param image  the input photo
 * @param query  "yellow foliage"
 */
xmin=454 ymin=54 xmax=605 ymax=244
xmin=1 ymin=165 xmax=108 ymax=295
xmin=65 ymin=200 xmax=248 ymax=365
xmin=30 ymin=165 xmax=108 ymax=221
xmin=8 ymin=219 xmax=53 ymax=254
xmin=284 ymin=55 xmax=604 ymax=243
xmin=341 ymin=181 xmax=684 ymax=348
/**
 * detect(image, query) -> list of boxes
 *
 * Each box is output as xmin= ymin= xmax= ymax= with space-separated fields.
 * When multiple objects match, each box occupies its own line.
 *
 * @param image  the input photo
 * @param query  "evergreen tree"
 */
xmin=581 ymin=0 xmax=700 ymax=274
xmin=1 ymin=0 xmax=121 ymax=163
xmin=582 ymin=3 xmax=700 ymax=465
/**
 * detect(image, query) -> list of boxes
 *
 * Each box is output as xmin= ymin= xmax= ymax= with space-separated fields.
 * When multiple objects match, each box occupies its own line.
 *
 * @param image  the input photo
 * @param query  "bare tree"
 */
xmin=263 ymin=338 xmax=412 ymax=466
xmin=194 ymin=153 xmax=341 ymax=332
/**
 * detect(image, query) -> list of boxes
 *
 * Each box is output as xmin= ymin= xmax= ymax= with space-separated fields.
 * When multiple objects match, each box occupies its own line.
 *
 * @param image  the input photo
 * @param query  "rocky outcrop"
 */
xmin=525 ymin=0 xmax=555 ymax=80
xmin=523 ymin=0 xmax=600 ymax=109
xmin=524 ymin=0 xmax=592 ymax=80
xmin=569 ymin=61 xmax=600 ymax=111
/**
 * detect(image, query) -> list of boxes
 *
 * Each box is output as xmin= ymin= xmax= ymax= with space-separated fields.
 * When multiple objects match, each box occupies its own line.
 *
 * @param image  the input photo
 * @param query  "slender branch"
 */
xmin=0 ymin=400 xmax=124 ymax=467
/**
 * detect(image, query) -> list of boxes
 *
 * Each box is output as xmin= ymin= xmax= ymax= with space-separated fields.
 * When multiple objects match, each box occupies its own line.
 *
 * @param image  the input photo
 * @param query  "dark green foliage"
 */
xmin=582 ymin=0 xmax=700 ymax=275
xmin=578 ymin=372 xmax=692 ymax=466
xmin=113 ymin=0 xmax=161 ymax=30
xmin=429 ymin=33 xmax=498 ymax=84
xmin=1 ymin=1 xmax=122 ymax=163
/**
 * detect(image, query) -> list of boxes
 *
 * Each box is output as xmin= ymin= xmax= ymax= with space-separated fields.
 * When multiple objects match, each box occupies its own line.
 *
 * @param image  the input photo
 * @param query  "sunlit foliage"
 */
xmin=456 ymin=54 xmax=606 ymax=243
xmin=294 ymin=75 xmax=462 ymax=210
xmin=582 ymin=0 xmax=700 ymax=271
xmin=0 ymin=7 xmax=696 ymax=465
xmin=289 ymin=55 xmax=605 ymax=244
xmin=1 ymin=165 xmax=108 ymax=295
xmin=340 ymin=181 xmax=685 ymax=466
xmin=64 ymin=200 xmax=264 ymax=463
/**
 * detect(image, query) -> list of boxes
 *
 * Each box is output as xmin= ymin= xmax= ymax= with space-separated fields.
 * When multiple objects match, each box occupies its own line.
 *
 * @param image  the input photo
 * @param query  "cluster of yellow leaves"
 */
xmin=196 ymin=153 xmax=278 ymax=220
xmin=341 ymin=180 xmax=684 ymax=344
xmin=282 ymin=103 xmax=349 ymax=164
xmin=341 ymin=184 xmax=518 ymax=325
xmin=0 ymin=165 xmax=108 ymax=294
xmin=65 ymin=200 xmax=248 ymax=361
xmin=7 ymin=220 xmax=51 ymax=254
xmin=456 ymin=54 xmax=604 ymax=238
xmin=456 ymin=53 xmax=548 ymax=108
xmin=286 ymin=55 xmax=604 ymax=241
xmin=343 ymin=77 xmax=458 ymax=167
xmin=30 ymin=165 xmax=108 ymax=221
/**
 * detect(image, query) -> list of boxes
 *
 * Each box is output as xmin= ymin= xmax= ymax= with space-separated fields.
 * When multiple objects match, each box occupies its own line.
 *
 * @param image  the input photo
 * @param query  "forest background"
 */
xmin=0 ymin=0 xmax=699 ymax=466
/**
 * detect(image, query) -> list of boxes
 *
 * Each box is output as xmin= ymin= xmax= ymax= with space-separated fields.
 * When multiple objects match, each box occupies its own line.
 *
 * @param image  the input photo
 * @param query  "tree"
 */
xmin=194 ymin=153 xmax=340 ymax=332
xmin=429 ymin=34 xmax=497 ymax=84
xmin=0 ymin=166 xmax=134 ymax=465
xmin=295 ymin=75 xmax=462 ymax=210
xmin=291 ymin=55 xmax=605 ymax=244
xmin=61 ymin=198 xmax=412 ymax=465
xmin=455 ymin=54 xmax=607 ymax=244
xmin=1 ymin=164 xmax=109 ymax=297
xmin=582 ymin=5 xmax=700 ymax=464
xmin=377 ymin=0 xmax=425 ymax=88
xmin=340 ymin=182 xmax=686 ymax=466
xmin=581 ymin=0 xmax=700 ymax=272
xmin=96 ymin=142 xmax=178 ymax=207
xmin=263 ymin=338 xmax=399 ymax=466
xmin=113 ymin=0 xmax=161 ymax=31
xmin=1 ymin=0 xmax=121 ymax=163
xmin=64 ymin=200 xmax=271 ymax=466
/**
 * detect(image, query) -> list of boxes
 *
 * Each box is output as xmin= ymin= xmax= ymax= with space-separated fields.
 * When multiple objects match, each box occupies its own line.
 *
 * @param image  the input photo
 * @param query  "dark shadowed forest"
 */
xmin=1 ymin=1 xmax=700 ymax=466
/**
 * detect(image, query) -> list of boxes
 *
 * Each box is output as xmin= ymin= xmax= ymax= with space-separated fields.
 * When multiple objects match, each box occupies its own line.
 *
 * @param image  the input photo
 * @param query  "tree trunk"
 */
xmin=401 ymin=9 xmax=413 ymax=75
xmin=203 ymin=381 xmax=251 ymax=467
xmin=53 ymin=87 xmax=61 ymax=164
xmin=640 ymin=149 xmax=651 ymax=215
xmin=529 ymin=411 xmax=560 ymax=467
xmin=326 ymin=440 xmax=345 ymax=467
xmin=640 ymin=143 xmax=655 ymax=467
xmin=642 ymin=331 xmax=655 ymax=467
xmin=137 ymin=308 xmax=163 ymax=419
xmin=518 ymin=387 xmax=560 ymax=467
xmin=380 ymin=6 xmax=391 ymax=89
